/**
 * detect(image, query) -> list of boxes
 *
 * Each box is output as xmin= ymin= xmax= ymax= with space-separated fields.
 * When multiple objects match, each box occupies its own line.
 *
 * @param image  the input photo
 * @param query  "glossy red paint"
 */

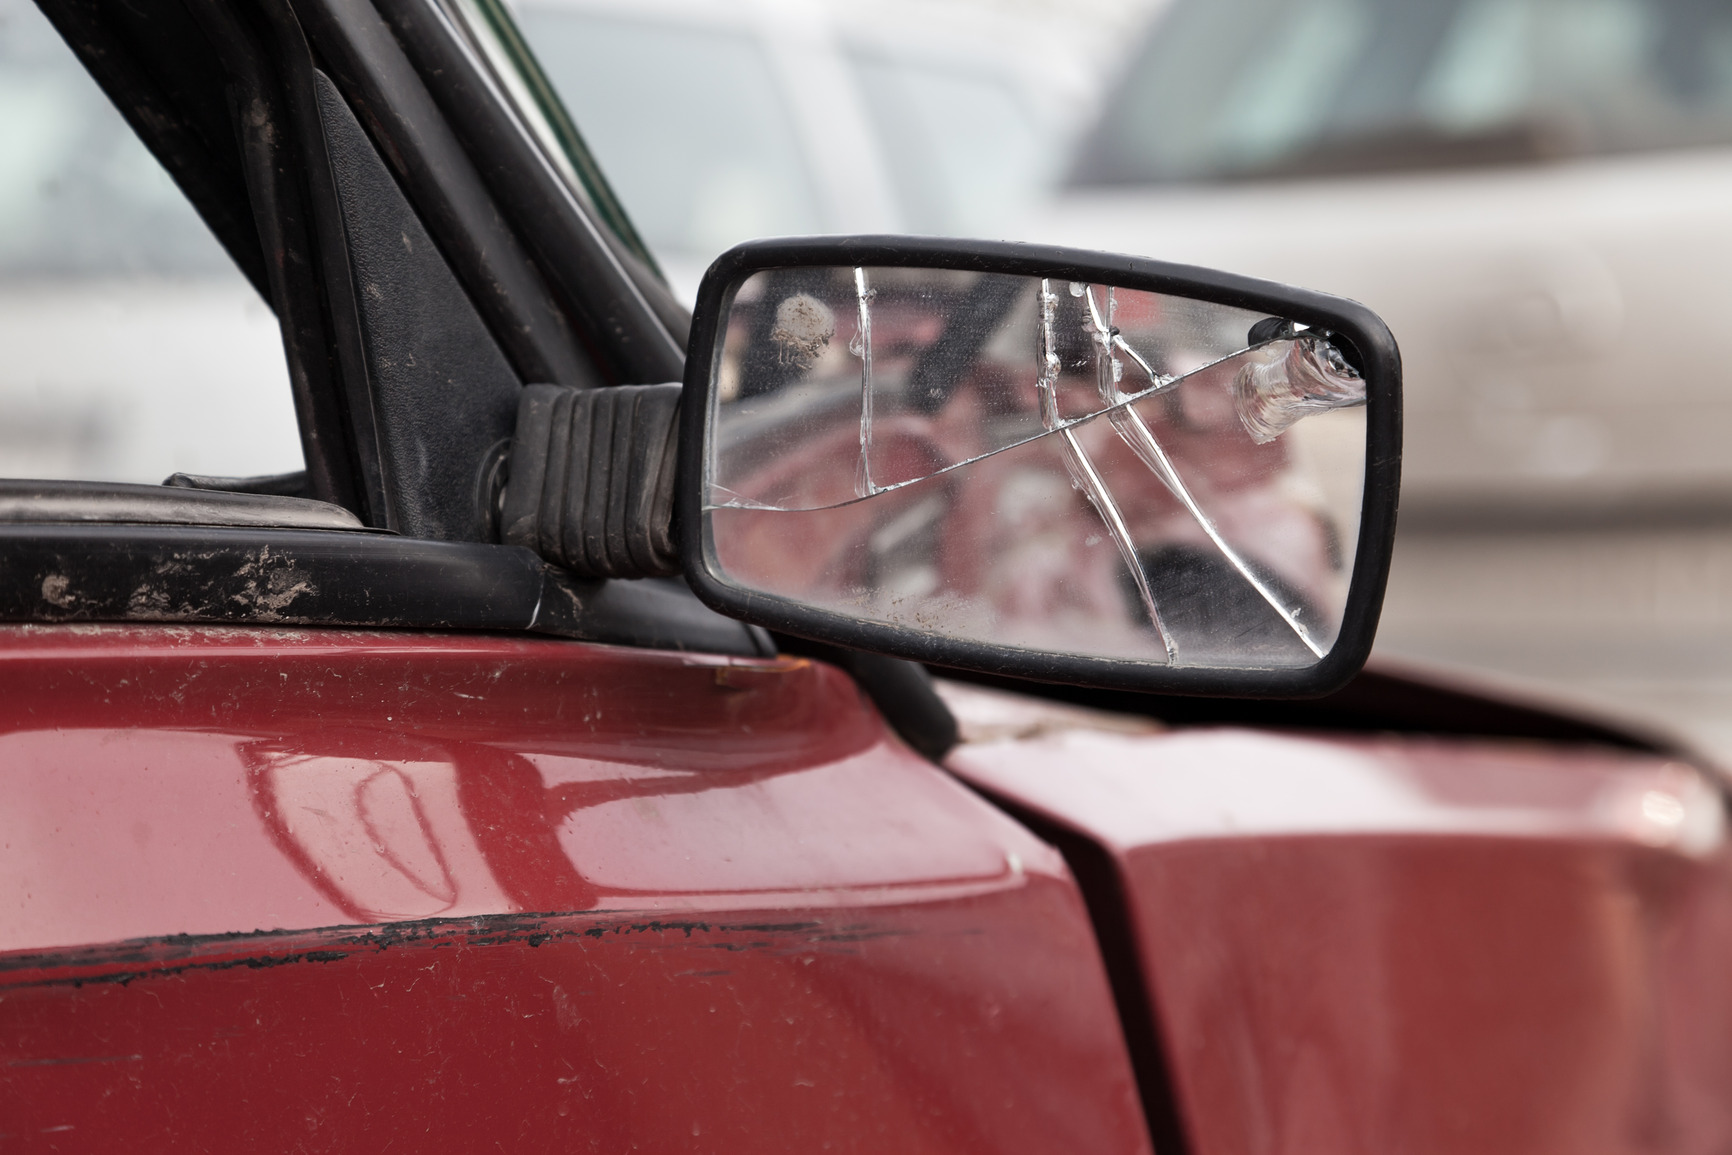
xmin=0 ymin=625 xmax=1149 ymax=1154
xmin=947 ymin=707 xmax=1732 ymax=1155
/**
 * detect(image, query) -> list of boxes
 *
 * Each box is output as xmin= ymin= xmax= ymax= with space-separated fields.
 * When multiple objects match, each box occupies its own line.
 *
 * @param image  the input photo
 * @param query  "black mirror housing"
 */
xmin=678 ymin=236 xmax=1401 ymax=698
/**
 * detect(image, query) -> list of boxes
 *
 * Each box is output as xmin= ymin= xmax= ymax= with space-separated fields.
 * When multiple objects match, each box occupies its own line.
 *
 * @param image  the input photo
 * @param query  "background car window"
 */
xmin=848 ymin=49 xmax=1050 ymax=237
xmin=1072 ymin=0 xmax=1732 ymax=184
xmin=0 ymin=0 xmax=300 ymax=483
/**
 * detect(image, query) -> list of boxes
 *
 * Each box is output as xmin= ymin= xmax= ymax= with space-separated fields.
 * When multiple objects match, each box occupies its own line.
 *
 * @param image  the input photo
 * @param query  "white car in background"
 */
xmin=1027 ymin=0 xmax=1732 ymax=751
xmin=1042 ymin=0 xmax=1732 ymax=515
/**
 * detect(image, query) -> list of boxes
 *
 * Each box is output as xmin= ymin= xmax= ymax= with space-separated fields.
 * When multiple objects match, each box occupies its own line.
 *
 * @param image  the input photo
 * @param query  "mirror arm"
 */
xmin=498 ymin=383 xmax=681 ymax=578
xmin=497 ymin=382 xmax=963 ymax=761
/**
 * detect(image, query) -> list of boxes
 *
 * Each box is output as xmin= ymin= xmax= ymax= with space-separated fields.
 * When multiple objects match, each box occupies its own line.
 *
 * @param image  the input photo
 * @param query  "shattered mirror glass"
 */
xmin=703 ymin=266 xmax=1368 ymax=670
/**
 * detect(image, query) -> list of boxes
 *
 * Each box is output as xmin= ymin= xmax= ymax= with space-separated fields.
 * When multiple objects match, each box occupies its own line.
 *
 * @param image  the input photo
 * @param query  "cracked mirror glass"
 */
xmin=704 ymin=266 xmax=1368 ymax=670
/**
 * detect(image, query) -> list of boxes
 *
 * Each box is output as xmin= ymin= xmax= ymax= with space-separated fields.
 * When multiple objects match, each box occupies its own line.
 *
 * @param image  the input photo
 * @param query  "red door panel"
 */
xmin=0 ymin=625 xmax=1150 ymax=1154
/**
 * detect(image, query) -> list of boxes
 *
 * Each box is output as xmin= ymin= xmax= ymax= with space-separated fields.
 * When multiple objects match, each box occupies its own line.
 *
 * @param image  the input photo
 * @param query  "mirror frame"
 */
xmin=678 ymin=236 xmax=1402 ymax=697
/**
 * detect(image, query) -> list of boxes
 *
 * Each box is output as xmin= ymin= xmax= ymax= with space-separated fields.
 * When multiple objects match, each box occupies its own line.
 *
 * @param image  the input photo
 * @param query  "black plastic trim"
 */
xmin=370 ymin=0 xmax=688 ymax=383
xmin=0 ymin=525 xmax=768 ymax=655
xmin=312 ymin=65 xmax=523 ymax=542
xmin=294 ymin=0 xmax=601 ymax=390
xmin=679 ymin=236 xmax=1403 ymax=698
xmin=4 ymin=525 xmax=539 ymax=628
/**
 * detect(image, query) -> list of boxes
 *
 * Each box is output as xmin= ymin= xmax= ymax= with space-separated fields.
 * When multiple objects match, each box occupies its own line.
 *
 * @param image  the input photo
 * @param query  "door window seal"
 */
xmin=0 ymin=481 xmax=367 ymax=533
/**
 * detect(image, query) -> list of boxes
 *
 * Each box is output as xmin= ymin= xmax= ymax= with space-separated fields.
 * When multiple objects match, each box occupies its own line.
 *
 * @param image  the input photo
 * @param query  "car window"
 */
xmin=511 ymin=3 xmax=824 ymax=285
xmin=1073 ymin=0 xmax=1732 ymax=184
xmin=0 ymin=0 xmax=300 ymax=483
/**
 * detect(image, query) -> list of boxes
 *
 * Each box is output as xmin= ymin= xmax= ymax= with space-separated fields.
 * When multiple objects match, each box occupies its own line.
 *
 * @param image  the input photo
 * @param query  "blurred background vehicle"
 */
xmin=1031 ymin=0 xmax=1732 ymax=759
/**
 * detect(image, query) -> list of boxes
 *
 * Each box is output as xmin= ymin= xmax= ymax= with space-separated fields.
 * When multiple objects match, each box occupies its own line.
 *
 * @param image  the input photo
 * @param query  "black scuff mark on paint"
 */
xmin=29 ymin=949 xmax=353 ymax=990
xmin=0 ymin=910 xmax=925 ymax=991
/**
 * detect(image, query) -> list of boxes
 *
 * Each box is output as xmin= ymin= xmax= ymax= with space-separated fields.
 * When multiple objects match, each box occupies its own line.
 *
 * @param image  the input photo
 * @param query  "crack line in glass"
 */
xmin=1113 ymin=331 xmax=1168 ymax=388
xmin=1083 ymin=286 xmax=1325 ymax=659
xmin=852 ymin=266 xmax=878 ymax=499
xmin=1045 ymin=279 xmax=1178 ymax=662
xmin=709 ymin=341 xmax=1274 ymax=513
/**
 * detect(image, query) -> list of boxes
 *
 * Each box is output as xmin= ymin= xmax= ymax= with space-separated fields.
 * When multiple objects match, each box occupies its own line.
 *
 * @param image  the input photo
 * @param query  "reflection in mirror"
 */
xmin=704 ymin=266 xmax=1368 ymax=670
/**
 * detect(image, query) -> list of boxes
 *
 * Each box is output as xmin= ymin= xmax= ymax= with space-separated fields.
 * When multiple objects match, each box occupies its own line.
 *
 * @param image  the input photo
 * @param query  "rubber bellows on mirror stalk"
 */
xmin=499 ymin=383 xmax=681 ymax=578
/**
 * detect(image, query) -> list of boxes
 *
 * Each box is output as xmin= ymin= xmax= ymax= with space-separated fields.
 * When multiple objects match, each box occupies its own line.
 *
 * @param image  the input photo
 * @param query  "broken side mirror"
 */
xmin=677 ymin=238 xmax=1401 ymax=696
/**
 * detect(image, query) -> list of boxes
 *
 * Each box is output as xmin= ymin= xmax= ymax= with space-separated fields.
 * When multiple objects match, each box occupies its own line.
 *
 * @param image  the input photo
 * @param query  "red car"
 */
xmin=3 ymin=1 xmax=1729 ymax=1153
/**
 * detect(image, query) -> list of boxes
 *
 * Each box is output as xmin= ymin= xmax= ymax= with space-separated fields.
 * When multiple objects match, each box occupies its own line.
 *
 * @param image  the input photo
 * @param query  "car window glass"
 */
xmin=511 ymin=3 xmax=824 ymax=289
xmin=1073 ymin=0 xmax=1732 ymax=184
xmin=0 ymin=0 xmax=300 ymax=483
